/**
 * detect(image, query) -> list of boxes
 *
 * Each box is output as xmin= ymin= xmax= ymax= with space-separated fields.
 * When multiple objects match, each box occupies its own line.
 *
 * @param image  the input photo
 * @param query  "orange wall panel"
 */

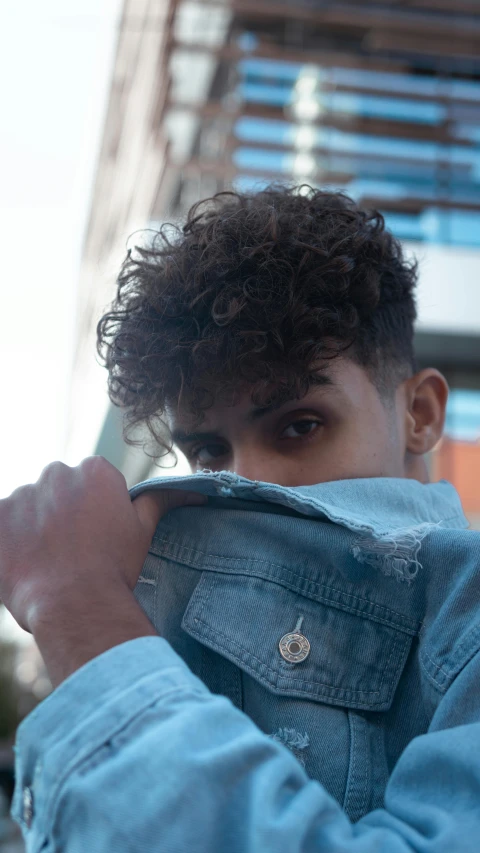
xmin=432 ymin=439 xmax=480 ymax=514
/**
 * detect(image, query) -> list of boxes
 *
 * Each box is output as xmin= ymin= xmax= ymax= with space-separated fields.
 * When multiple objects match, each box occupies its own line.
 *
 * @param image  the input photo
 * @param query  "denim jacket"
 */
xmin=11 ymin=472 xmax=480 ymax=852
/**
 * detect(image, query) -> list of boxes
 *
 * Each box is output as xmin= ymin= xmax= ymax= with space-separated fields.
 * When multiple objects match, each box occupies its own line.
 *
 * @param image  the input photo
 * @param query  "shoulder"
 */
xmin=419 ymin=527 xmax=480 ymax=697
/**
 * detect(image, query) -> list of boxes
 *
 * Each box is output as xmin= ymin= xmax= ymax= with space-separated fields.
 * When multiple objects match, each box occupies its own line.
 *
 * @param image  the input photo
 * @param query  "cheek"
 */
xmin=347 ymin=409 xmax=402 ymax=475
xmin=326 ymin=410 xmax=395 ymax=475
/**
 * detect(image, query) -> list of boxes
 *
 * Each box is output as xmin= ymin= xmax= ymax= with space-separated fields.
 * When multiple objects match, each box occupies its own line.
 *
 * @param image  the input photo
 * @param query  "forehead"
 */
xmin=166 ymin=358 xmax=378 ymax=436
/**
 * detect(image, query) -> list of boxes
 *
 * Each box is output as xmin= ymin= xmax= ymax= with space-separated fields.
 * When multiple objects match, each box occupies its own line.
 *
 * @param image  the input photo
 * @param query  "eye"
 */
xmin=281 ymin=419 xmax=322 ymax=439
xmin=188 ymin=444 xmax=227 ymax=465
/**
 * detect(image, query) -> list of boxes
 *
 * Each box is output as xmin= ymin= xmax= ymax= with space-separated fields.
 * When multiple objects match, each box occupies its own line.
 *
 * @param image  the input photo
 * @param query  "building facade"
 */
xmin=66 ymin=0 xmax=480 ymax=524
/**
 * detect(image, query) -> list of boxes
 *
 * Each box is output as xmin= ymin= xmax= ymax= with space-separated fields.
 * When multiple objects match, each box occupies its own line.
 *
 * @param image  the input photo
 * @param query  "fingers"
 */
xmin=131 ymin=489 xmax=207 ymax=538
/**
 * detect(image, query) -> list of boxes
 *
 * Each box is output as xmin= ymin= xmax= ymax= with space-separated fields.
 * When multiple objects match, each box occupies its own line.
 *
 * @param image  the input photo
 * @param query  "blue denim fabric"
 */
xmin=11 ymin=473 xmax=480 ymax=852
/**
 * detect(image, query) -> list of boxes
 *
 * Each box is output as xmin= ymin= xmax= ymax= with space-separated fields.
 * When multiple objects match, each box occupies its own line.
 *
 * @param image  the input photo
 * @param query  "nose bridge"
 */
xmin=232 ymin=457 xmax=257 ymax=483
xmin=232 ymin=447 xmax=280 ymax=486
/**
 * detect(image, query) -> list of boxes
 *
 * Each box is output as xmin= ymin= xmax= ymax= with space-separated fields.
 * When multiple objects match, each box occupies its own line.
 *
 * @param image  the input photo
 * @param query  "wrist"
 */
xmin=30 ymin=581 xmax=158 ymax=689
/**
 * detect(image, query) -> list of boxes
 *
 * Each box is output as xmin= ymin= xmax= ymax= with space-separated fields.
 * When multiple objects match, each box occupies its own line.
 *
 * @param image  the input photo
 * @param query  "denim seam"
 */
xmin=190 ymin=584 xmax=372 ymax=692
xmin=189 ymin=615 xmax=378 ymax=698
xmin=153 ymin=538 xmax=418 ymax=631
xmin=344 ymin=713 xmax=369 ymax=820
xmin=362 ymin=716 xmax=369 ymax=817
xmin=445 ymin=622 xmax=480 ymax=671
xmin=418 ymin=655 xmax=448 ymax=694
xmin=186 ymin=605 xmax=406 ymax=705
xmin=192 ymin=620 xmax=404 ymax=708
xmin=420 ymin=623 xmax=480 ymax=690
xmin=420 ymin=647 xmax=451 ymax=680
xmin=422 ymin=624 xmax=480 ymax=677
xmin=190 ymin=571 xmax=417 ymax=634
xmin=191 ymin=570 xmax=219 ymax=626
xmin=185 ymin=574 xmax=410 ymax=668
xmin=344 ymin=711 xmax=357 ymax=816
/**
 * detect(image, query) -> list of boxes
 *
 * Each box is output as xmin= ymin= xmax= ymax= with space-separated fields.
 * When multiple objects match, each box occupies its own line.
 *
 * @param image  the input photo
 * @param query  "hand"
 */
xmin=0 ymin=455 xmax=206 ymax=634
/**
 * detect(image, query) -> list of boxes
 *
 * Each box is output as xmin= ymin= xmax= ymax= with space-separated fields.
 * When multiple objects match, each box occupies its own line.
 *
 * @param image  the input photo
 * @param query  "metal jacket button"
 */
xmin=23 ymin=786 xmax=33 ymax=828
xmin=279 ymin=631 xmax=310 ymax=663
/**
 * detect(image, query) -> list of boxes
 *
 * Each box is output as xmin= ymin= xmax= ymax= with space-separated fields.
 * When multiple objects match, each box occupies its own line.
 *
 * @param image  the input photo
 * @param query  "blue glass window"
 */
xmin=444 ymin=391 xmax=480 ymax=442
xmin=227 ymin=58 xmax=480 ymax=248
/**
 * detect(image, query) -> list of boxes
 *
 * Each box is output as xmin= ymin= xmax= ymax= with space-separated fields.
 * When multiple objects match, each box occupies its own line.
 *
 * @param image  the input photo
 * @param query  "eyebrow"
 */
xmin=170 ymin=374 xmax=334 ymax=445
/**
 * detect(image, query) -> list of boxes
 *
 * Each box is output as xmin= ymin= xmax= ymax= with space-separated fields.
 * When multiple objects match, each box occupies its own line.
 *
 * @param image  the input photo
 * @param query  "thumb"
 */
xmin=132 ymin=489 xmax=207 ymax=540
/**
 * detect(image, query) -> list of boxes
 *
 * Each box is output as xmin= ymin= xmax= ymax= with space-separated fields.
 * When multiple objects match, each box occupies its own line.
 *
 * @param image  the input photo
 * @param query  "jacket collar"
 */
xmin=129 ymin=470 xmax=468 ymax=537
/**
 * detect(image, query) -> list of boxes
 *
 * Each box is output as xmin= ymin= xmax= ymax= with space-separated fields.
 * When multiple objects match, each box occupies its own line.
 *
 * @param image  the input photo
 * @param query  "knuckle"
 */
xmin=41 ymin=460 xmax=70 ymax=478
xmin=80 ymin=456 xmax=125 ymax=483
xmin=6 ymin=483 xmax=32 ymax=500
xmin=44 ymin=460 xmax=67 ymax=470
xmin=80 ymin=455 xmax=109 ymax=468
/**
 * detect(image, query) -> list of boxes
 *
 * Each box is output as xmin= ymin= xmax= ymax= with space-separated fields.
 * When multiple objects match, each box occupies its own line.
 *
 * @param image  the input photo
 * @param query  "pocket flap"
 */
xmin=182 ymin=572 xmax=413 ymax=711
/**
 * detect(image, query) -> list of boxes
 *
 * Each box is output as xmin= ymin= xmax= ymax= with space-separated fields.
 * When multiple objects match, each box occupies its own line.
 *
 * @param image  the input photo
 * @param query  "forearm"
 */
xmin=30 ymin=583 xmax=157 ymax=688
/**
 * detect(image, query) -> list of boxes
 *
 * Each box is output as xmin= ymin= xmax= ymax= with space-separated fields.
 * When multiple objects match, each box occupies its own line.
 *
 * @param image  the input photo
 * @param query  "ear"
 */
xmin=403 ymin=368 xmax=449 ymax=455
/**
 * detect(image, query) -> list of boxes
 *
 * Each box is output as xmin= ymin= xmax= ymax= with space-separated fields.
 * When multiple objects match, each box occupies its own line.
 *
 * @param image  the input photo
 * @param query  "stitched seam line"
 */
xmin=190 ymin=611 xmax=379 ymax=693
xmin=420 ymin=622 xmax=480 ymax=688
xmin=189 ymin=572 xmax=416 ymax=634
xmin=153 ymin=537 xmax=418 ymax=629
xmin=344 ymin=711 xmax=357 ymax=815
xmin=421 ymin=646 xmax=450 ymax=679
xmin=446 ymin=622 xmax=480 ymax=670
xmin=186 ymin=608 xmax=405 ymax=702
xmin=418 ymin=654 xmax=448 ymax=694
xmin=361 ymin=716 xmax=369 ymax=817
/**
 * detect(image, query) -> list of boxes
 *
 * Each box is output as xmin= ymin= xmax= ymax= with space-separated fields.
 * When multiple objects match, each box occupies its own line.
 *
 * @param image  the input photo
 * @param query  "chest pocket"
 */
xmin=181 ymin=569 xmax=416 ymax=820
xmin=183 ymin=571 xmax=413 ymax=709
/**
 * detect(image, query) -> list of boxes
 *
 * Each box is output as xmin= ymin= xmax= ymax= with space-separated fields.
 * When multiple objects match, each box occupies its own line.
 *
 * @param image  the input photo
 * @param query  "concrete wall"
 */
xmin=405 ymin=241 xmax=480 ymax=335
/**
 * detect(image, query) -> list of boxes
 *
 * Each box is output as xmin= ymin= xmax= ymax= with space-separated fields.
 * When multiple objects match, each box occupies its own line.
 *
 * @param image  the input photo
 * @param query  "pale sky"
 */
xmin=0 ymin=0 xmax=121 ymax=499
xmin=0 ymin=0 xmax=121 ymax=642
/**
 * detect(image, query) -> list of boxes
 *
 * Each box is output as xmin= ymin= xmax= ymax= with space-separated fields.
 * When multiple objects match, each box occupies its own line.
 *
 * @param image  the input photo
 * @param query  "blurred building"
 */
xmin=66 ymin=0 xmax=480 ymax=525
xmin=0 ymin=614 xmax=51 ymax=846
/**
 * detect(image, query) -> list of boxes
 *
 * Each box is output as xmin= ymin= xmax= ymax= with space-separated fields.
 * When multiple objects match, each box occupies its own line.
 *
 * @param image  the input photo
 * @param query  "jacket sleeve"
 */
xmin=11 ymin=635 xmax=480 ymax=853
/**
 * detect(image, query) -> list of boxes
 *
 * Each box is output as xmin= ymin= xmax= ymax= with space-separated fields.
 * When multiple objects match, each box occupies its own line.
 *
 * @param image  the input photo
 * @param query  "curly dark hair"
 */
xmin=96 ymin=184 xmax=418 ymax=465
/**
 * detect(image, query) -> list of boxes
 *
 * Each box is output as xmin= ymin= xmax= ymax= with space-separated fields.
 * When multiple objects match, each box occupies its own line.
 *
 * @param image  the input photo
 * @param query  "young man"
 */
xmin=2 ymin=186 xmax=480 ymax=851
